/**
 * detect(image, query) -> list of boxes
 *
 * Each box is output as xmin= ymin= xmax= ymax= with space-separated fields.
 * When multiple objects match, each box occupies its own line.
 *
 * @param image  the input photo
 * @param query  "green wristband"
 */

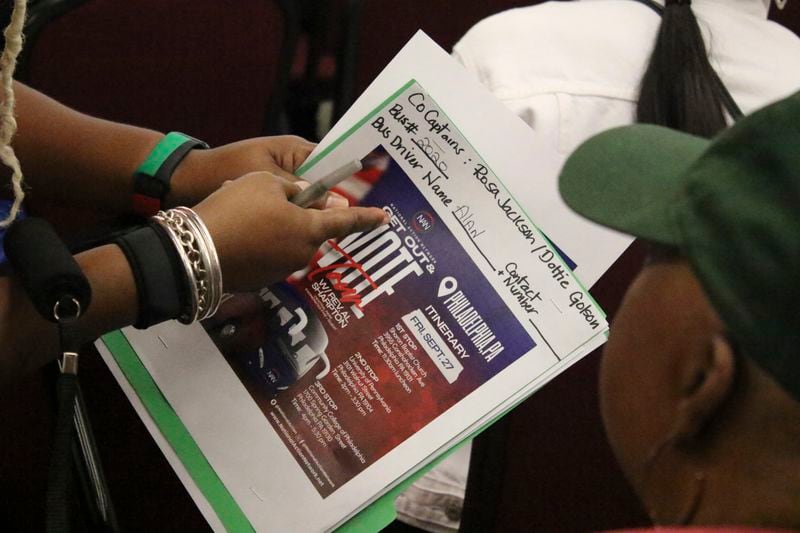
xmin=132 ymin=132 xmax=208 ymax=216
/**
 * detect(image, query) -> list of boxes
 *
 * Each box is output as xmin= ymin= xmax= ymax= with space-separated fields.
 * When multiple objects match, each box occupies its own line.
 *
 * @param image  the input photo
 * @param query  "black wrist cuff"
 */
xmin=115 ymin=224 xmax=188 ymax=329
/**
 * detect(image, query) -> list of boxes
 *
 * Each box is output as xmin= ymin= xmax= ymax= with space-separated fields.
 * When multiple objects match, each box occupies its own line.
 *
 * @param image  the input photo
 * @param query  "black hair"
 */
xmin=636 ymin=1 xmax=729 ymax=138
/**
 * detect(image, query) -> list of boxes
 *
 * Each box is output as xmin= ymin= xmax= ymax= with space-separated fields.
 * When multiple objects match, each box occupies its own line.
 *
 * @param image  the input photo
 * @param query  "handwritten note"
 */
xmin=304 ymin=80 xmax=606 ymax=359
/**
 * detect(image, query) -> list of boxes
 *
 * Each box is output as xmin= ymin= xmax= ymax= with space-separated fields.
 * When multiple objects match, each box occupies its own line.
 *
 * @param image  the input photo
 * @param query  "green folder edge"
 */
xmin=101 ymin=329 xmax=510 ymax=532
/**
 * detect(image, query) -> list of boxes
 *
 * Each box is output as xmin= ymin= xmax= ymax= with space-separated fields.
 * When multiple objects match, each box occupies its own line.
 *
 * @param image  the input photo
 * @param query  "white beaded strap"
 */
xmin=152 ymin=208 xmax=223 ymax=323
xmin=0 ymin=0 xmax=30 ymax=228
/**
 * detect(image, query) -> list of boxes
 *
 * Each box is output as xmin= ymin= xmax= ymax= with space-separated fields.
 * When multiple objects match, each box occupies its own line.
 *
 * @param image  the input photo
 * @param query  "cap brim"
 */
xmin=559 ymin=124 xmax=710 ymax=246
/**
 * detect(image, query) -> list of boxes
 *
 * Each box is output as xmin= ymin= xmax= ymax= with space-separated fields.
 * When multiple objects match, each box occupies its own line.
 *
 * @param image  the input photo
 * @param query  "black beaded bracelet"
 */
xmin=114 ymin=223 xmax=189 ymax=328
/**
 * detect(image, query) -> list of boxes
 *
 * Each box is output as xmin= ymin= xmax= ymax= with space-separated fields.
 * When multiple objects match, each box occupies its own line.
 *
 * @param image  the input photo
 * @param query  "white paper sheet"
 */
xmin=311 ymin=32 xmax=632 ymax=288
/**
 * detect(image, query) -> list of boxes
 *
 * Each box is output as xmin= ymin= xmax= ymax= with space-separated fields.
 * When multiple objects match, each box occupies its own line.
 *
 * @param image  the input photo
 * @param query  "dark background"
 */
xmin=1 ymin=1 xmax=798 ymax=531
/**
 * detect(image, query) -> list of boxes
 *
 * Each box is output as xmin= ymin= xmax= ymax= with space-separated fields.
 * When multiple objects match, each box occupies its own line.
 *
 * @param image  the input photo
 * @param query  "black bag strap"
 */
xmin=46 ymin=367 xmax=78 ymax=531
xmin=629 ymin=0 xmax=744 ymax=121
xmin=4 ymin=217 xmax=117 ymax=532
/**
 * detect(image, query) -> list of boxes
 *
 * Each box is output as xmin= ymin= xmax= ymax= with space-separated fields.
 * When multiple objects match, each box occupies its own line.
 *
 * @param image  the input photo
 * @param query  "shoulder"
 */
xmin=453 ymin=1 xmax=659 ymax=100
xmin=692 ymin=3 xmax=800 ymax=112
xmin=455 ymin=1 xmax=659 ymax=52
xmin=455 ymin=1 xmax=619 ymax=60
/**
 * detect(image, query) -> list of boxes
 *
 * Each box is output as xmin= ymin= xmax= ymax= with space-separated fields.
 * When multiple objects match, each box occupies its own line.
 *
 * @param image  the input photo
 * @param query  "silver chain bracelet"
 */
xmin=152 ymin=208 xmax=223 ymax=323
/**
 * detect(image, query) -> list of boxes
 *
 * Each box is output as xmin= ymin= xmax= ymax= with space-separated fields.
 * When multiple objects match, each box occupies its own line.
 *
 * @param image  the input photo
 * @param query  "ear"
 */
xmin=672 ymin=334 xmax=737 ymax=445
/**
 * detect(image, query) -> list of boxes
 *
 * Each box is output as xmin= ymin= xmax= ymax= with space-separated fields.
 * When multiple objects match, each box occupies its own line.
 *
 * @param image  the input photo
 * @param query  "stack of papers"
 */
xmin=97 ymin=32 xmax=631 ymax=532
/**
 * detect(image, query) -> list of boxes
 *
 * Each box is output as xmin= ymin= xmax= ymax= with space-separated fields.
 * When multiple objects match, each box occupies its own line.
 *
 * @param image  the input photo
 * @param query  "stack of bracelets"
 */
xmin=115 ymin=132 xmax=224 ymax=328
xmin=115 ymin=207 xmax=224 ymax=328
xmin=153 ymin=207 xmax=223 ymax=323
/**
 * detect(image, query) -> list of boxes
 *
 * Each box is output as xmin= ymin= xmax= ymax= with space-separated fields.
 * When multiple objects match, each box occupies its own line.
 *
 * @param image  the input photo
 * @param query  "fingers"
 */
xmin=270 ymin=166 xmax=302 ymax=183
xmin=267 ymin=135 xmax=317 ymax=174
xmin=243 ymin=170 xmax=303 ymax=198
xmin=302 ymin=188 xmax=350 ymax=210
xmin=310 ymin=206 xmax=389 ymax=242
xmin=282 ymin=178 xmax=306 ymax=201
xmin=325 ymin=191 xmax=349 ymax=209
xmin=283 ymin=135 xmax=317 ymax=172
xmin=284 ymin=180 xmax=348 ymax=209
xmin=273 ymin=134 xmax=316 ymax=154
xmin=230 ymin=171 xmax=346 ymax=210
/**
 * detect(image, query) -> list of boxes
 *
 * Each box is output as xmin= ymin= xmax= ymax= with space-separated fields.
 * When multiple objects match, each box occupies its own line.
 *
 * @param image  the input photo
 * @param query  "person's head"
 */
xmin=559 ymin=92 xmax=800 ymax=526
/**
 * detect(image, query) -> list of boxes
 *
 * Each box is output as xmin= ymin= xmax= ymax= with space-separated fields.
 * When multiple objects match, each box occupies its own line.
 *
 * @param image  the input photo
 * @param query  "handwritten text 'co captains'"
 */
xmin=385 ymin=91 xmax=466 ymax=156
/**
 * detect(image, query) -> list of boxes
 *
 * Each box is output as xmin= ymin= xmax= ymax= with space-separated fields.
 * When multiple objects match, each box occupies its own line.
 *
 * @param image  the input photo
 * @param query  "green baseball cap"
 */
xmin=559 ymin=90 xmax=800 ymax=401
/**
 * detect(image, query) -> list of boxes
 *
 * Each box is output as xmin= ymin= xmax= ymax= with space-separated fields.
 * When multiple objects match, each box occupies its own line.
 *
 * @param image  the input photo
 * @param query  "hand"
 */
xmin=193 ymin=172 xmax=388 ymax=292
xmin=168 ymin=135 xmax=316 ymax=206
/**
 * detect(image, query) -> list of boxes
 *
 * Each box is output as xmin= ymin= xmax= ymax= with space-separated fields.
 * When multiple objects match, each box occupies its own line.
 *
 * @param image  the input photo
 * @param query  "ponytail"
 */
xmin=636 ymin=0 xmax=728 ymax=138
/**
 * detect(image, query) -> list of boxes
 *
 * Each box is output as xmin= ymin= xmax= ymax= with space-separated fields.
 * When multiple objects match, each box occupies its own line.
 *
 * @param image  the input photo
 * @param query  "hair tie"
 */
xmin=665 ymin=0 xmax=691 ymax=5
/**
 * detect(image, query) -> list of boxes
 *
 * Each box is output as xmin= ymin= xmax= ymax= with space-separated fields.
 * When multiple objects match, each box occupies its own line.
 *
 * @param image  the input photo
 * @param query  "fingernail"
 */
xmin=295 ymin=180 xmax=310 ymax=190
xmin=326 ymin=193 xmax=349 ymax=208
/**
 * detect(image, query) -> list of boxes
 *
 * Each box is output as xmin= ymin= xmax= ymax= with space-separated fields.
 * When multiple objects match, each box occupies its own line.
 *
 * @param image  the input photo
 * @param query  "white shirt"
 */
xmin=453 ymin=0 xmax=800 ymax=157
xmin=394 ymin=444 xmax=471 ymax=533
xmin=397 ymin=1 xmax=800 ymax=531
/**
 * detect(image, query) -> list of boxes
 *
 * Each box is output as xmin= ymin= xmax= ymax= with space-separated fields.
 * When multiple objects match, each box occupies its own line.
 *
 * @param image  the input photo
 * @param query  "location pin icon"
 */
xmin=438 ymin=276 xmax=458 ymax=298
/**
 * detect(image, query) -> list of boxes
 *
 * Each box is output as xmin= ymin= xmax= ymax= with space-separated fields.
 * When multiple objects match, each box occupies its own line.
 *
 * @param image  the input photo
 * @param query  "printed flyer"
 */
xmin=202 ymin=144 xmax=536 ymax=497
xmin=99 ymin=33 xmax=619 ymax=532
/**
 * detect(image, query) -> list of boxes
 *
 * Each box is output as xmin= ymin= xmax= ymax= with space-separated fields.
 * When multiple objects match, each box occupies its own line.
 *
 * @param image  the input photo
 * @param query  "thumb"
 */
xmin=311 ymin=206 xmax=389 ymax=241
